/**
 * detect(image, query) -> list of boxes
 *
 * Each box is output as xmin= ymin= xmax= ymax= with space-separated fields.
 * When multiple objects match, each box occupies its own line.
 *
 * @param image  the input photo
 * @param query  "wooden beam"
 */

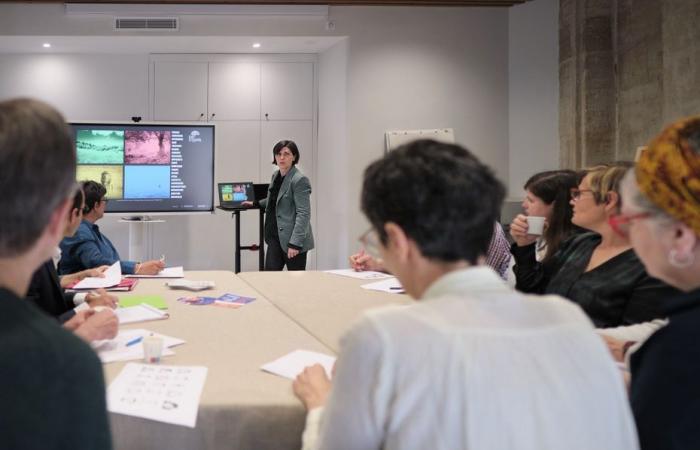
xmin=22 ymin=1 xmax=532 ymax=7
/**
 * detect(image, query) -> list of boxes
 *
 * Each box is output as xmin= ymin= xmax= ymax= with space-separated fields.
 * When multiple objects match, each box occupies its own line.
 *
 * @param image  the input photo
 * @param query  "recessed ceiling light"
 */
xmin=252 ymin=43 xmax=261 ymax=49
xmin=42 ymin=43 xmax=51 ymax=48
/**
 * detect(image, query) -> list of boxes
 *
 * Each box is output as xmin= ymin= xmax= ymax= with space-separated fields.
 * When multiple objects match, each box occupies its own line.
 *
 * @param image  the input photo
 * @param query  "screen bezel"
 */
xmin=70 ymin=120 xmax=216 ymax=216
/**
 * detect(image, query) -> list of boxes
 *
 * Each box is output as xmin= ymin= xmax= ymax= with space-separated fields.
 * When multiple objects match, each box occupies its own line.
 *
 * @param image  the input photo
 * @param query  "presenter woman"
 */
xmin=257 ymin=140 xmax=314 ymax=271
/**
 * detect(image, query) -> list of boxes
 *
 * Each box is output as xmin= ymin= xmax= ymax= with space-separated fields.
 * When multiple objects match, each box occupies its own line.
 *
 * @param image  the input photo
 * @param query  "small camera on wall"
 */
xmin=131 ymin=116 xmax=142 ymax=123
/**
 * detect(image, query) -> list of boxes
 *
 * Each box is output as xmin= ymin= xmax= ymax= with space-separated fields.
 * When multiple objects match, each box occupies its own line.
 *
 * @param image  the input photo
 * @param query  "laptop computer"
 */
xmin=218 ymin=182 xmax=255 ymax=209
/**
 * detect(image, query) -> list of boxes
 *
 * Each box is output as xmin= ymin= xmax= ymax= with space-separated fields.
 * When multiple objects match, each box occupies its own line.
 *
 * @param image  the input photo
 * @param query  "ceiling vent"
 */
xmin=114 ymin=17 xmax=179 ymax=31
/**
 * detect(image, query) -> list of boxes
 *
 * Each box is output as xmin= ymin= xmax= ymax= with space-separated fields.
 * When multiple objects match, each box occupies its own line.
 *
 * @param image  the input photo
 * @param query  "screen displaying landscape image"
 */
xmin=77 ymin=165 xmax=124 ymax=199
xmin=124 ymin=165 xmax=170 ymax=199
xmin=76 ymin=130 xmax=125 ymax=164
xmin=125 ymin=130 xmax=171 ymax=165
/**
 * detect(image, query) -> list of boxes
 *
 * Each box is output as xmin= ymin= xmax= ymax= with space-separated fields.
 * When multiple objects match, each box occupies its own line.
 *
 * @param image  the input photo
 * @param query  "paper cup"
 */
xmin=526 ymin=216 xmax=546 ymax=235
xmin=143 ymin=336 xmax=164 ymax=364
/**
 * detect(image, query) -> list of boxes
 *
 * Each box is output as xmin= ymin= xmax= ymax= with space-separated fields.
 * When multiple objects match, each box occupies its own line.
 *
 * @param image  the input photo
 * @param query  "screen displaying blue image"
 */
xmin=124 ymin=166 xmax=171 ymax=199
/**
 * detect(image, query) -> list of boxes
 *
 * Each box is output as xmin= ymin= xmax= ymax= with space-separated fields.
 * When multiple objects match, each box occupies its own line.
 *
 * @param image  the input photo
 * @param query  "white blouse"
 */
xmin=302 ymin=266 xmax=638 ymax=450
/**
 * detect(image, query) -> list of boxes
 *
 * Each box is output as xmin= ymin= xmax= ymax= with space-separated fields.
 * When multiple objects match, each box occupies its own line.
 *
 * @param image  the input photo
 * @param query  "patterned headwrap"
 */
xmin=636 ymin=116 xmax=700 ymax=235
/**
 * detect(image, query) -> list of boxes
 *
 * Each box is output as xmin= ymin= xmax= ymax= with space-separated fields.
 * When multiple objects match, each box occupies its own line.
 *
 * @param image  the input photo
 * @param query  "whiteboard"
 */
xmin=385 ymin=128 xmax=455 ymax=152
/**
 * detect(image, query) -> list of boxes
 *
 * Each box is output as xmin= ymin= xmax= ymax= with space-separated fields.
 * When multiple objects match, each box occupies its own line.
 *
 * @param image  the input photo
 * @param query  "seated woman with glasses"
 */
xmin=618 ymin=116 xmax=700 ymax=450
xmin=58 ymin=180 xmax=165 ymax=276
xmin=511 ymin=162 xmax=678 ymax=329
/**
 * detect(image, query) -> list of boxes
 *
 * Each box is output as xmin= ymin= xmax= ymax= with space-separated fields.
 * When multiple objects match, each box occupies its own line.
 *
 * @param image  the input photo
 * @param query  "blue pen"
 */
xmin=126 ymin=336 xmax=143 ymax=347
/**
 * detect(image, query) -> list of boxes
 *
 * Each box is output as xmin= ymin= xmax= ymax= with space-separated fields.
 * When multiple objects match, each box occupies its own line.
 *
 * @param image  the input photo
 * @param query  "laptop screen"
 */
xmin=218 ymin=182 xmax=255 ymax=208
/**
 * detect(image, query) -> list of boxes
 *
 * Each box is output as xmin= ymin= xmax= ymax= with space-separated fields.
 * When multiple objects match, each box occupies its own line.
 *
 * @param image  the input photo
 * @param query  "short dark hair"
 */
xmin=361 ymin=139 xmax=505 ymax=264
xmin=524 ymin=170 xmax=580 ymax=261
xmin=82 ymin=180 xmax=107 ymax=214
xmin=0 ymin=98 xmax=76 ymax=257
xmin=272 ymin=140 xmax=300 ymax=165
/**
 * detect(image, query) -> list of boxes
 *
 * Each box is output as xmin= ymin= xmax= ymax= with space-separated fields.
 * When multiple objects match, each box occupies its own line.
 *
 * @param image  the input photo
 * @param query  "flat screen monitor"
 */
xmin=70 ymin=122 xmax=215 ymax=214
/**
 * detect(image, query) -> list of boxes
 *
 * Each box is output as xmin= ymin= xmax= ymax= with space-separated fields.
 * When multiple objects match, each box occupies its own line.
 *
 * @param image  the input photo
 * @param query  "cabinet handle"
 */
xmin=210 ymin=113 xmax=216 ymax=120
xmin=265 ymin=113 xmax=269 ymax=120
xmin=199 ymin=113 xmax=205 ymax=120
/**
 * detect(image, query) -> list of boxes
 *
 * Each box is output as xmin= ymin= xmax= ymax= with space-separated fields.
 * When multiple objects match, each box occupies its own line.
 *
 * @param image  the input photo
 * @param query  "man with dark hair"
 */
xmin=0 ymin=98 xmax=112 ymax=449
xmin=293 ymin=140 xmax=637 ymax=450
xmin=59 ymin=180 xmax=164 ymax=275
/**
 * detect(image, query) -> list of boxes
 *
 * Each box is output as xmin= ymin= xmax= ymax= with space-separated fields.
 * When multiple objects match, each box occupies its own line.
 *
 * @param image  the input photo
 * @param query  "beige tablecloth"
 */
xmin=105 ymin=271 xmax=333 ymax=450
xmin=237 ymin=271 xmax=411 ymax=353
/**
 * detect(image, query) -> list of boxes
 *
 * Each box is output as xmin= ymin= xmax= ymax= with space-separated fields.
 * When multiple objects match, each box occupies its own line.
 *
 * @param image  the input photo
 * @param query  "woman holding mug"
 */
xmin=511 ymin=163 xmax=675 ymax=328
xmin=510 ymin=169 xmax=581 ymax=263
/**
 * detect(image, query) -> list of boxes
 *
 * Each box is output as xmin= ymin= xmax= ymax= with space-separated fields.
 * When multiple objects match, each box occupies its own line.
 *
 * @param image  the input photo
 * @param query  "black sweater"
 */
xmin=631 ymin=288 xmax=700 ymax=450
xmin=512 ymin=232 xmax=677 ymax=328
xmin=0 ymin=287 xmax=112 ymax=449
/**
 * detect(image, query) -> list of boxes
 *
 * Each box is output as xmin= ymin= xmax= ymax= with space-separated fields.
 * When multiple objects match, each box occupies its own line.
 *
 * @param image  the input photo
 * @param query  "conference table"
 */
xmin=105 ymin=270 xmax=409 ymax=450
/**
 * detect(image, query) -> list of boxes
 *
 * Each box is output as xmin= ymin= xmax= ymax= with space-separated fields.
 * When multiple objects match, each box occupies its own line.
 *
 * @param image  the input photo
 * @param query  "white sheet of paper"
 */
xmin=116 ymin=304 xmax=169 ymax=324
xmin=126 ymin=266 xmax=184 ymax=279
xmin=360 ymin=277 xmax=404 ymax=294
xmin=73 ymin=261 xmax=121 ymax=289
xmin=261 ymin=350 xmax=336 ymax=380
xmin=108 ymin=363 xmax=208 ymax=428
xmin=324 ymin=269 xmax=393 ymax=280
xmin=92 ymin=329 xmax=185 ymax=364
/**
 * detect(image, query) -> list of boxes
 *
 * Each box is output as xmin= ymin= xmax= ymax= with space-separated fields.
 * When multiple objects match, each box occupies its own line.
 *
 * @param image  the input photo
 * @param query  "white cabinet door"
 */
xmin=208 ymin=63 xmax=261 ymax=121
xmin=261 ymin=62 xmax=313 ymax=121
xmin=154 ymin=62 xmax=208 ymax=121
xmin=215 ymin=121 xmax=261 ymax=184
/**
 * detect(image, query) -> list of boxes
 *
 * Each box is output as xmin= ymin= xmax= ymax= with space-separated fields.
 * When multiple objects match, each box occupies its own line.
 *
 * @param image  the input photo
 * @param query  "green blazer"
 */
xmin=260 ymin=166 xmax=315 ymax=253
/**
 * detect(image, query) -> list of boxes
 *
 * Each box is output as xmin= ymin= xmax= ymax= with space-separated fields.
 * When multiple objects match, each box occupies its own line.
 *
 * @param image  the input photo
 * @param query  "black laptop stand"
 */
xmin=216 ymin=206 xmax=265 ymax=273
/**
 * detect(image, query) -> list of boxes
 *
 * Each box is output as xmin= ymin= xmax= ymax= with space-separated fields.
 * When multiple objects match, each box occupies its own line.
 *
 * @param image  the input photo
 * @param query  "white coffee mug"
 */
xmin=526 ymin=216 xmax=546 ymax=235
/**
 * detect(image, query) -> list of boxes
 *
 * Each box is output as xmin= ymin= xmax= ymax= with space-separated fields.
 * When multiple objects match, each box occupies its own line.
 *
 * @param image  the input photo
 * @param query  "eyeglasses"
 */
xmin=608 ymin=212 xmax=652 ymax=237
xmin=358 ymin=227 xmax=381 ymax=259
xmin=570 ymin=188 xmax=593 ymax=201
xmin=275 ymin=151 xmax=294 ymax=159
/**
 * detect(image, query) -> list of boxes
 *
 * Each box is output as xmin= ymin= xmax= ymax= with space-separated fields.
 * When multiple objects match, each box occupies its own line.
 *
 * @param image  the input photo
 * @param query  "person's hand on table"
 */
xmin=74 ymin=309 xmax=119 ymax=342
xmin=136 ymin=259 xmax=165 ymax=275
xmin=287 ymin=247 xmax=300 ymax=259
xmin=63 ymin=309 xmax=94 ymax=332
xmin=349 ymin=249 xmax=385 ymax=272
xmin=86 ymin=288 xmax=119 ymax=309
xmin=241 ymin=201 xmax=254 ymax=207
xmin=509 ymin=214 xmax=539 ymax=247
xmin=293 ymin=364 xmax=332 ymax=410
xmin=601 ymin=335 xmax=631 ymax=363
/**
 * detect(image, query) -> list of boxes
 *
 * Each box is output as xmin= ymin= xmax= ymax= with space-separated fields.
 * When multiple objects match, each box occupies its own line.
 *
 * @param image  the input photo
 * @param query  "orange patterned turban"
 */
xmin=636 ymin=116 xmax=700 ymax=235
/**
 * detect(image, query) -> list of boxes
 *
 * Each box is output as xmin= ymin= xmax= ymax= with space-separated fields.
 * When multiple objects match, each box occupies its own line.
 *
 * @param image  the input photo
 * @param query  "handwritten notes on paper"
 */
xmin=108 ymin=363 xmax=207 ymax=428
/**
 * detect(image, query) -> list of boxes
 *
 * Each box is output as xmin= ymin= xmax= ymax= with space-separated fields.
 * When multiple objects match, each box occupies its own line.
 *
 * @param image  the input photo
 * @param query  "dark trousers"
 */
xmin=265 ymin=239 xmax=307 ymax=271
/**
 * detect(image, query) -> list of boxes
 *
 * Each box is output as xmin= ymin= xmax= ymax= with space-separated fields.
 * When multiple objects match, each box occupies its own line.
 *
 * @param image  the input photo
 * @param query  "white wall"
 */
xmin=508 ymin=0 xmax=559 ymax=200
xmin=317 ymin=39 xmax=349 ymax=269
xmin=0 ymin=5 xmax=519 ymax=270
xmin=331 ymin=7 xmax=510 ymax=254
